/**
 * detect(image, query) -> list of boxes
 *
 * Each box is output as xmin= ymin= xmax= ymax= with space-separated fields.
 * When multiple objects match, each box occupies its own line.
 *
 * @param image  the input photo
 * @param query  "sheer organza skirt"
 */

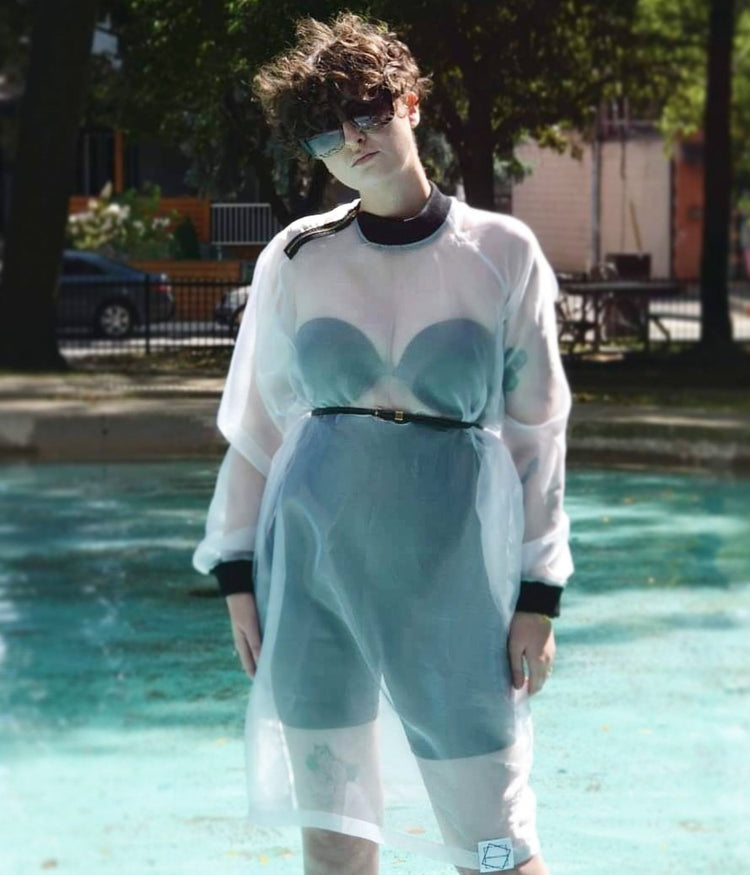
xmin=244 ymin=413 xmax=539 ymax=869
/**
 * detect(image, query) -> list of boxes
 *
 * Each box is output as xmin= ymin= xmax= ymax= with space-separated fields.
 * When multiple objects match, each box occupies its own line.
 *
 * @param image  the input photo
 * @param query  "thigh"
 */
xmin=271 ymin=567 xmax=380 ymax=730
xmin=265 ymin=497 xmax=381 ymax=730
xmin=415 ymin=735 xmax=539 ymax=867
xmin=381 ymin=520 xmax=516 ymax=761
xmin=284 ymin=721 xmax=384 ymax=823
xmin=254 ymin=498 xmax=385 ymax=827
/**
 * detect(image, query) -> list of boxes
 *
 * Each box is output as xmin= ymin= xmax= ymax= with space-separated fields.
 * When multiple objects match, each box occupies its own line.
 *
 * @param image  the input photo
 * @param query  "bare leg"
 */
xmin=284 ymin=723 xmax=383 ymax=875
xmin=303 ymin=827 xmax=379 ymax=875
xmin=456 ymin=852 xmax=549 ymax=875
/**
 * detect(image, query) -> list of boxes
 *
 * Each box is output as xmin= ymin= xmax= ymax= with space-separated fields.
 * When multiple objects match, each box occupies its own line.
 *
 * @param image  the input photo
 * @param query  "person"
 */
xmin=192 ymin=12 xmax=573 ymax=875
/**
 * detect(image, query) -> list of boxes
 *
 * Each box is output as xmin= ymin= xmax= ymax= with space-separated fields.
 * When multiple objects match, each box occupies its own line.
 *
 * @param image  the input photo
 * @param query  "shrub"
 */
xmin=67 ymin=181 xmax=181 ymax=259
xmin=169 ymin=216 xmax=201 ymax=259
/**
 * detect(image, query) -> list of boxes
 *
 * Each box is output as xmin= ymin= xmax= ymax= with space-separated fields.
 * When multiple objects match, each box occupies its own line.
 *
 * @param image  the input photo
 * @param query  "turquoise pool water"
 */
xmin=1 ymin=462 xmax=749 ymax=874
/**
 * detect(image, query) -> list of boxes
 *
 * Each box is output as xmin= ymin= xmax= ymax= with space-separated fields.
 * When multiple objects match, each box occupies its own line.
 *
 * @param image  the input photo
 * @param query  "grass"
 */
xmin=565 ymin=344 xmax=750 ymax=409
xmin=69 ymin=346 xmax=234 ymax=377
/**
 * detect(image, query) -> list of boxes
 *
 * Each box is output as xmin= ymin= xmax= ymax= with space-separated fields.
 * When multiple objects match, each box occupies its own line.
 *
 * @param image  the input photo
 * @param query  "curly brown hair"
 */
xmin=253 ymin=12 xmax=431 ymax=153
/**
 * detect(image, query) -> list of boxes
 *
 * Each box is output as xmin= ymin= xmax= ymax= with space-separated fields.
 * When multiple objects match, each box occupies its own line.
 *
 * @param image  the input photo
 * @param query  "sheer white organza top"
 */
xmin=193 ymin=185 xmax=573 ymax=870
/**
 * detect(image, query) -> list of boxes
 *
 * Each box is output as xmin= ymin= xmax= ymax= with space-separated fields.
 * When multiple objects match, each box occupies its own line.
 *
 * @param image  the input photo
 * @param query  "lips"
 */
xmin=352 ymin=151 xmax=377 ymax=167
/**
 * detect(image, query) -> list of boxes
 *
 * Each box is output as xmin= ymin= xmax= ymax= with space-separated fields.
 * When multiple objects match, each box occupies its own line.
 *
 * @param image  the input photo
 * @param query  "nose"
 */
xmin=341 ymin=119 xmax=366 ymax=148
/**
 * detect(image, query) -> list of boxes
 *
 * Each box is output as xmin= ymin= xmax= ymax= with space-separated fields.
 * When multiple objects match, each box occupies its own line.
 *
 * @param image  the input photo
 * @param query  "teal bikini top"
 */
xmin=293 ymin=185 xmax=496 ymax=421
xmin=296 ymin=317 xmax=495 ymax=421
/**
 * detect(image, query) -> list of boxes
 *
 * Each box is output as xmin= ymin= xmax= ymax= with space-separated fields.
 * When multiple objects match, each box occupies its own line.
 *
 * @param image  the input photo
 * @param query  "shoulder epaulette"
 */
xmin=284 ymin=204 xmax=360 ymax=260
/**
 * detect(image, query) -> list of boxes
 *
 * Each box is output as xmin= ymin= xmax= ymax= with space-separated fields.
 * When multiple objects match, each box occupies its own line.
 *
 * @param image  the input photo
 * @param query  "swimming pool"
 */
xmin=1 ymin=462 xmax=748 ymax=874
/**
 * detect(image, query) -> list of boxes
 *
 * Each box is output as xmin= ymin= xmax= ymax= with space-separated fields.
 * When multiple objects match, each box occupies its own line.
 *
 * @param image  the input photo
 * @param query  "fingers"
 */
xmin=242 ymin=598 xmax=263 ymax=666
xmin=526 ymin=656 xmax=553 ymax=696
xmin=233 ymin=634 xmax=257 ymax=678
xmin=232 ymin=624 xmax=262 ymax=678
xmin=509 ymin=612 xmax=556 ymax=695
xmin=508 ymin=638 xmax=526 ymax=691
xmin=226 ymin=593 xmax=263 ymax=679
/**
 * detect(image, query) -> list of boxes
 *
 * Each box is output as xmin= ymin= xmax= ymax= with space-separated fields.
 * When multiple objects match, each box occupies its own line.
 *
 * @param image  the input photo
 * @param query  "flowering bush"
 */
xmin=66 ymin=182 xmax=181 ymax=259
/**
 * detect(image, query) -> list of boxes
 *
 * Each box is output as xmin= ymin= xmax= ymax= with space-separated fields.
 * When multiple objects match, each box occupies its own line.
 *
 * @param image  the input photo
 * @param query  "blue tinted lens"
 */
xmin=351 ymin=91 xmax=394 ymax=131
xmin=302 ymin=129 xmax=345 ymax=158
xmin=300 ymin=92 xmax=393 ymax=158
xmin=351 ymin=113 xmax=380 ymax=131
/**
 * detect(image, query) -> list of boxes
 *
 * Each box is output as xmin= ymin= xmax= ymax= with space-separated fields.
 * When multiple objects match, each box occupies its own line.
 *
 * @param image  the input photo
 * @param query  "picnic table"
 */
xmin=556 ymin=279 xmax=685 ymax=352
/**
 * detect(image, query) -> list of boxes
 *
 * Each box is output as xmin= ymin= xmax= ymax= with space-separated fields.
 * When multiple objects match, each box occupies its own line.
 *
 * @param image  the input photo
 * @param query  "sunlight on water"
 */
xmin=0 ymin=462 xmax=748 ymax=874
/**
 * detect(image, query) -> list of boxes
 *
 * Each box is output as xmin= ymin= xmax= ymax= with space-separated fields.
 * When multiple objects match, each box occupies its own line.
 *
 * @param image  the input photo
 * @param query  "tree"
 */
xmin=81 ymin=1 xmax=649 ymax=214
xmin=373 ymin=0 xmax=642 ymax=209
xmin=633 ymin=0 xmax=744 ymax=353
xmin=700 ymin=0 xmax=735 ymax=351
xmin=0 ymin=0 xmax=99 ymax=370
xmin=645 ymin=0 xmax=750 ymax=196
xmin=99 ymin=0 xmax=352 ymax=224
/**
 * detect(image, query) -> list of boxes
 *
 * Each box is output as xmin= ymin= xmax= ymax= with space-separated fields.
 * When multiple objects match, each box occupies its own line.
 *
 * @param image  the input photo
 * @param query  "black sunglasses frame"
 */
xmin=299 ymin=91 xmax=396 ymax=159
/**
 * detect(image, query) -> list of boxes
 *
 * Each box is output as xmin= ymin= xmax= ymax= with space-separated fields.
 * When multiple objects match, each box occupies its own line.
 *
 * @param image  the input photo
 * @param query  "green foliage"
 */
xmin=0 ymin=0 xmax=34 ymax=75
xmin=635 ymin=0 xmax=750 ymax=195
xmin=169 ymin=216 xmax=201 ymax=259
xmin=83 ymin=0 xmax=650 ymax=210
xmin=0 ymin=0 xmax=34 ymax=159
xmin=66 ymin=181 xmax=180 ymax=259
xmin=9 ymin=0 xmax=749 ymax=209
xmin=374 ymin=1 xmax=641 ymax=145
xmin=97 ymin=0 xmax=352 ymax=214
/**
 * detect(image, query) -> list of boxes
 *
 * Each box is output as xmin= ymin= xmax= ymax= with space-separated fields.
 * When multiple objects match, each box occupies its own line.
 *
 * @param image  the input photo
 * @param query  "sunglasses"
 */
xmin=299 ymin=91 xmax=395 ymax=159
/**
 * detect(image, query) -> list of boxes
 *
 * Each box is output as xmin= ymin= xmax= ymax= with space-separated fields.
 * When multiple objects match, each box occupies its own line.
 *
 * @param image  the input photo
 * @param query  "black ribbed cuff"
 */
xmin=212 ymin=558 xmax=254 ymax=597
xmin=515 ymin=581 xmax=562 ymax=618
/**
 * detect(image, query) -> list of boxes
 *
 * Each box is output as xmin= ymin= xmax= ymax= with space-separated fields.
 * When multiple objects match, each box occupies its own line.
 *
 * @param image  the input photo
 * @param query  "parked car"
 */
xmin=214 ymin=261 xmax=257 ymax=333
xmin=58 ymin=250 xmax=174 ymax=338
xmin=214 ymin=284 xmax=251 ymax=332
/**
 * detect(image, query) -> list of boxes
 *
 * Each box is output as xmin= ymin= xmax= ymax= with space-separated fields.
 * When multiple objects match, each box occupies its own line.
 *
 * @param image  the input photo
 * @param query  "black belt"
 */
xmin=311 ymin=406 xmax=482 ymax=430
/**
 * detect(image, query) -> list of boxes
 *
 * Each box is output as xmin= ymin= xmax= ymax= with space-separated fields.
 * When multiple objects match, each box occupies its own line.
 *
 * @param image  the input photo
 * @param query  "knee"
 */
xmin=302 ymin=827 xmax=378 ymax=875
xmin=516 ymin=853 xmax=549 ymax=874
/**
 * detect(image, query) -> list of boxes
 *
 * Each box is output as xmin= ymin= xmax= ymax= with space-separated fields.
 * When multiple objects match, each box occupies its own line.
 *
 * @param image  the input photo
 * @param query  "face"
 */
xmin=309 ymin=92 xmax=421 ymax=193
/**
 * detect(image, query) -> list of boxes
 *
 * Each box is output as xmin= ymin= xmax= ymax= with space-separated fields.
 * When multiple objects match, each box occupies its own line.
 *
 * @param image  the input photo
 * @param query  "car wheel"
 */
xmin=94 ymin=301 xmax=135 ymax=338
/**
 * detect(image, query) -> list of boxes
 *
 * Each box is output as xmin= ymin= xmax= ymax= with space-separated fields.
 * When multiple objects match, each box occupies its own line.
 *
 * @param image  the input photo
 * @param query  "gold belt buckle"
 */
xmin=394 ymin=410 xmax=405 ymax=423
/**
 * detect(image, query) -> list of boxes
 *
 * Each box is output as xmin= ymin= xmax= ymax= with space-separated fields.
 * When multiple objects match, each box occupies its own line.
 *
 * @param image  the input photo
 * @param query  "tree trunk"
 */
xmin=453 ymin=89 xmax=496 ymax=211
xmin=0 ymin=0 xmax=99 ymax=370
xmin=456 ymin=134 xmax=496 ymax=211
xmin=301 ymin=162 xmax=329 ymax=218
xmin=253 ymin=147 xmax=292 ymax=227
xmin=699 ymin=0 xmax=734 ymax=352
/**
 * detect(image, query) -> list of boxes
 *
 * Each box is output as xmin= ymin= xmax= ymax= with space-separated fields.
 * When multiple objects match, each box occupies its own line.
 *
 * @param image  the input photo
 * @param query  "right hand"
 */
xmin=226 ymin=592 xmax=262 ymax=678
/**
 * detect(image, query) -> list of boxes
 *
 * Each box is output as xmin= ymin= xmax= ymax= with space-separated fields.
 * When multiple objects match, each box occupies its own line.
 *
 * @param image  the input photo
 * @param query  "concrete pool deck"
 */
xmin=1 ymin=372 xmax=749 ymax=472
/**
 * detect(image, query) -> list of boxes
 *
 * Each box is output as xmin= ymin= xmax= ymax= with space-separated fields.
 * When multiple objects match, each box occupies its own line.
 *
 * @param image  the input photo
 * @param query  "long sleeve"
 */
xmin=502 ymin=228 xmax=574 ymax=616
xmin=192 ymin=444 xmax=267 ymax=588
xmin=192 ymin=233 xmax=294 ymax=595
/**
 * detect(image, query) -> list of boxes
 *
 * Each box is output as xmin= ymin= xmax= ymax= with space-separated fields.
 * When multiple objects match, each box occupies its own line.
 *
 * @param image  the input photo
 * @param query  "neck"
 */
xmin=357 ymin=163 xmax=431 ymax=218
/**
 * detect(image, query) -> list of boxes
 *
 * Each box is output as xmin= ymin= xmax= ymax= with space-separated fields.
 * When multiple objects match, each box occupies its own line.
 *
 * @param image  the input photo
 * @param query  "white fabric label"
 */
xmin=477 ymin=838 xmax=515 ymax=872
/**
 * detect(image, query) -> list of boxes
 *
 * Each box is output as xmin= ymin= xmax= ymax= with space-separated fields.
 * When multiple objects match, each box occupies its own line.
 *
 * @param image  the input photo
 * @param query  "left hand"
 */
xmin=508 ymin=611 xmax=556 ymax=696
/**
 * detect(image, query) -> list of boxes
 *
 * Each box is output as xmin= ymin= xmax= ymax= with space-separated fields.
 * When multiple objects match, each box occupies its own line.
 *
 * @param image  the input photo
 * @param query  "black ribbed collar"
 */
xmin=356 ymin=182 xmax=451 ymax=245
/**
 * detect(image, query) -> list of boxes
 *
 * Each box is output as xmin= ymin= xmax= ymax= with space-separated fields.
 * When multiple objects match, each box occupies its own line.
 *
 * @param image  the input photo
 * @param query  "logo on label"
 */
xmin=477 ymin=838 xmax=515 ymax=872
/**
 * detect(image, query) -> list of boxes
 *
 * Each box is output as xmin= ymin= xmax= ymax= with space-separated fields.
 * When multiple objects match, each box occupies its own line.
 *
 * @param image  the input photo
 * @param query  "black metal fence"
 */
xmin=57 ymin=276 xmax=750 ymax=359
xmin=57 ymin=277 xmax=246 ymax=357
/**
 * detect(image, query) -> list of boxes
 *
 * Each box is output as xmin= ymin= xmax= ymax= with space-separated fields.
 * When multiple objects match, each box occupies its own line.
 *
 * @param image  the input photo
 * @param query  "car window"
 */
xmin=94 ymin=254 xmax=142 ymax=276
xmin=63 ymin=257 xmax=105 ymax=276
